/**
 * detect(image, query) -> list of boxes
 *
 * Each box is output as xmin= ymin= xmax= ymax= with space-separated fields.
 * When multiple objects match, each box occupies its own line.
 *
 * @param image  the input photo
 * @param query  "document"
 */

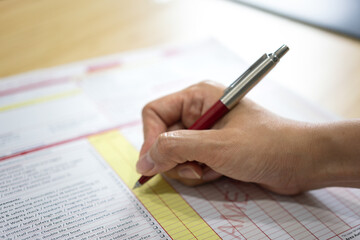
xmin=0 ymin=40 xmax=359 ymax=240
xmin=0 ymin=138 xmax=169 ymax=240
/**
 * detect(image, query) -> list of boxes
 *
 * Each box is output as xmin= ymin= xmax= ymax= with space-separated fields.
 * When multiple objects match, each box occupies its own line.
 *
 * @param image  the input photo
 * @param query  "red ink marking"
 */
xmin=244 ymin=193 xmax=249 ymax=203
xmin=0 ymin=120 xmax=141 ymax=162
xmin=222 ymin=203 xmax=247 ymax=219
xmin=0 ymin=77 xmax=70 ymax=97
xmin=224 ymin=191 xmax=239 ymax=202
xmin=87 ymin=61 xmax=122 ymax=73
xmin=210 ymin=182 xmax=250 ymax=239
xmin=232 ymin=181 xmax=295 ymax=239
xmin=195 ymin=186 xmax=245 ymax=239
xmin=218 ymin=225 xmax=244 ymax=238
xmin=213 ymin=182 xmax=272 ymax=240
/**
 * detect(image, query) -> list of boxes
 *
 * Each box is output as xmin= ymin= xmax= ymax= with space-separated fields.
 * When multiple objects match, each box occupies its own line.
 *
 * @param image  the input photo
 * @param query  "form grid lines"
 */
xmin=258 ymin=185 xmax=320 ymax=240
xmin=326 ymin=189 xmax=360 ymax=219
xmin=212 ymin=182 xmax=271 ymax=240
xmin=232 ymin=181 xmax=295 ymax=240
xmin=0 ymin=76 xmax=72 ymax=97
xmin=293 ymin=195 xmax=338 ymax=238
xmin=118 ymin=184 xmax=173 ymax=239
xmin=303 ymin=191 xmax=351 ymax=230
xmin=3 ymin=40 xmax=360 ymax=240
xmin=195 ymin=186 xmax=246 ymax=240
xmin=0 ymin=120 xmax=141 ymax=161
xmin=161 ymin=178 xmax=222 ymax=240
xmin=89 ymin=130 xmax=220 ymax=240
xmin=147 ymin=184 xmax=198 ymax=240
xmin=326 ymin=223 xmax=360 ymax=240
xmin=88 ymin=132 xmax=173 ymax=240
xmin=345 ymin=189 xmax=360 ymax=202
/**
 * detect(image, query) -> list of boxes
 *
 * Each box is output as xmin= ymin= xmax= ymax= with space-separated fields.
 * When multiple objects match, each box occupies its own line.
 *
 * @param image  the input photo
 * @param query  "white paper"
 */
xmin=0 ymin=39 xmax=358 ymax=240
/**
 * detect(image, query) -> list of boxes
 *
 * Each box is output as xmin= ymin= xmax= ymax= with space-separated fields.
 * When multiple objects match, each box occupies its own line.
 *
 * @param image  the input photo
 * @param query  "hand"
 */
xmin=136 ymin=81 xmax=360 ymax=195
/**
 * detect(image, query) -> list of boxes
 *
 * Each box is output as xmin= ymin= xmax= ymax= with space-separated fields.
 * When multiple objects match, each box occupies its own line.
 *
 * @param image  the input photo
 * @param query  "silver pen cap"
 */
xmin=221 ymin=45 xmax=289 ymax=108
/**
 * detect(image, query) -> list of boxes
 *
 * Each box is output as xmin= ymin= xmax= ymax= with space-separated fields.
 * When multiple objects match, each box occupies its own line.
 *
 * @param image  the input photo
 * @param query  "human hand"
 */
xmin=136 ymin=81 xmax=360 ymax=195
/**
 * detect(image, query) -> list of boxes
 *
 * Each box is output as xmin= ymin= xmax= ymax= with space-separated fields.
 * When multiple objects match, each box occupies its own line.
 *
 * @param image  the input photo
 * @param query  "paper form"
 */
xmin=0 ymin=39 xmax=359 ymax=240
xmin=0 ymin=136 xmax=170 ymax=240
xmin=0 ymin=82 xmax=111 ymax=157
xmin=89 ymin=131 xmax=220 ymax=240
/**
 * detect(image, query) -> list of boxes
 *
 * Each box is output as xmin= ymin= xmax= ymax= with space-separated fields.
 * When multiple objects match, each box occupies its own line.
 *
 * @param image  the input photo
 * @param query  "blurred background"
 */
xmin=0 ymin=0 xmax=359 ymax=118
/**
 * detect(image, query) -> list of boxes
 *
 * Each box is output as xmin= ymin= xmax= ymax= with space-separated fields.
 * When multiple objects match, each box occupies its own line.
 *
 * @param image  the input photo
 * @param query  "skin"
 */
xmin=136 ymin=81 xmax=360 ymax=195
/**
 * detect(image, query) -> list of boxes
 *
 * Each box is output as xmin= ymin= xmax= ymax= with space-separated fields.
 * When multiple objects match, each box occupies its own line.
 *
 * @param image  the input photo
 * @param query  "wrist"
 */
xmin=300 ymin=122 xmax=360 ymax=190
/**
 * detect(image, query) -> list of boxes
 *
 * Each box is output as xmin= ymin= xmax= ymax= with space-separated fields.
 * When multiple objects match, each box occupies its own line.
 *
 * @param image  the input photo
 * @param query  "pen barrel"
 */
xmin=221 ymin=45 xmax=289 ymax=109
xmin=189 ymin=100 xmax=229 ymax=130
xmin=135 ymin=45 xmax=288 ymax=188
xmin=136 ymin=100 xmax=228 ymax=188
xmin=221 ymin=54 xmax=276 ymax=109
xmin=138 ymin=175 xmax=152 ymax=185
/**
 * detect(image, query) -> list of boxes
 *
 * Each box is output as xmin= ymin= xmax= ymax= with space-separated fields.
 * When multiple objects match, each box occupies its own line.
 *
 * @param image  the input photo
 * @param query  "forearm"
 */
xmin=306 ymin=120 xmax=360 ymax=189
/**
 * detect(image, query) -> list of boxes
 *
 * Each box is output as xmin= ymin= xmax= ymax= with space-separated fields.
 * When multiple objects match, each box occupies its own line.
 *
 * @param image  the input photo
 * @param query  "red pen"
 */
xmin=133 ymin=45 xmax=289 ymax=189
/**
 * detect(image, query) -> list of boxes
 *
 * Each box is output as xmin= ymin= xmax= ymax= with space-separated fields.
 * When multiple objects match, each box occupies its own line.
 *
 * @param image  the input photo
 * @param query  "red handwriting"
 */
xmin=224 ymin=191 xmax=239 ymax=202
xmin=217 ymin=188 xmax=249 ymax=239
xmin=218 ymin=225 xmax=245 ymax=238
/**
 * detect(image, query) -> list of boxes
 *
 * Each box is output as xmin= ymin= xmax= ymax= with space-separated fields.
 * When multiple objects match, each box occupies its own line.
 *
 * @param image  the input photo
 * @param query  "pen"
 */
xmin=133 ymin=44 xmax=289 ymax=189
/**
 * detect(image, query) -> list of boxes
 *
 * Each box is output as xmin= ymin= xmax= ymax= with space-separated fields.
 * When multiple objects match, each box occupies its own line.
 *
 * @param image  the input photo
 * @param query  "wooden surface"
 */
xmin=0 ymin=0 xmax=359 ymax=118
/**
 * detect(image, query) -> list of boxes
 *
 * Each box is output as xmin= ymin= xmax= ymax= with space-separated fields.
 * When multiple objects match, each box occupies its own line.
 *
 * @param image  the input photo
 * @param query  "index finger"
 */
xmin=139 ymin=81 xmax=225 ymax=157
xmin=140 ymin=92 xmax=184 ymax=156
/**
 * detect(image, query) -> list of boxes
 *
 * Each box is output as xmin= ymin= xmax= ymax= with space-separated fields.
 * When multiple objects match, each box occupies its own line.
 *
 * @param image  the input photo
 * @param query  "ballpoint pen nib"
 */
xmin=132 ymin=181 xmax=141 ymax=190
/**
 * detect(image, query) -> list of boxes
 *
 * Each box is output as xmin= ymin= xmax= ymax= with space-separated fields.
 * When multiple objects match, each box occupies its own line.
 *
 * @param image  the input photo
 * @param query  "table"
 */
xmin=1 ymin=0 xmax=359 ymax=118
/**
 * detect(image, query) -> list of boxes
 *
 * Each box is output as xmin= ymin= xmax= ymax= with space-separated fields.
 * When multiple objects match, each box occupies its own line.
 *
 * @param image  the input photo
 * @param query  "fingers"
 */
xmin=136 ymin=129 xmax=229 ymax=176
xmin=181 ymin=81 xmax=225 ymax=128
xmin=163 ymin=163 xmax=223 ymax=186
xmin=140 ymin=93 xmax=183 ymax=156
xmin=164 ymin=162 xmax=204 ymax=187
xmin=140 ymin=81 xmax=224 ymax=157
xmin=164 ymin=162 xmax=223 ymax=186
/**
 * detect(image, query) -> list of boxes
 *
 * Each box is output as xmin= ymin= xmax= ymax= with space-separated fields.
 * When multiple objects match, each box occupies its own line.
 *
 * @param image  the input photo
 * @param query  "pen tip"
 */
xmin=132 ymin=181 xmax=141 ymax=190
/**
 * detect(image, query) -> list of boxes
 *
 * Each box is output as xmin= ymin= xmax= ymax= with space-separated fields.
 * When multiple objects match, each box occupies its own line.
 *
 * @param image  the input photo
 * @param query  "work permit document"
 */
xmin=0 ymin=40 xmax=359 ymax=240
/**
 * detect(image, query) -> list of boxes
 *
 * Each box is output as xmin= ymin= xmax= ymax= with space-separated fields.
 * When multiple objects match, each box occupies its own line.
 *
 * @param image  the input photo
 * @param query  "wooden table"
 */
xmin=1 ymin=0 xmax=359 ymax=118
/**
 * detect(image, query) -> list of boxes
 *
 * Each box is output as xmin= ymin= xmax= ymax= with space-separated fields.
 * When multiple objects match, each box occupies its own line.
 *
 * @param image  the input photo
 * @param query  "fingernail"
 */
xmin=178 ymin=167 xmax=201 ymax=179
xmin=136 ymin=152 xmax=155 ymax=174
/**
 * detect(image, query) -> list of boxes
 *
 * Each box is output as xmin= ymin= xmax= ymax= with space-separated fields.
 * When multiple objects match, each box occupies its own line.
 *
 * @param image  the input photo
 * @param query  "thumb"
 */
xmin=136 ymin=129 xmax=227 ymax=176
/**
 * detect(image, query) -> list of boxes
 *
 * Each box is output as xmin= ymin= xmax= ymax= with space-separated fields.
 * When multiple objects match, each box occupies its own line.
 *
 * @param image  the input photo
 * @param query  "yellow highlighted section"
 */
xmin=89 ymin=131 xmax=220 ymax=240
xmin=0 ymin=89 xmax=81 ymax=112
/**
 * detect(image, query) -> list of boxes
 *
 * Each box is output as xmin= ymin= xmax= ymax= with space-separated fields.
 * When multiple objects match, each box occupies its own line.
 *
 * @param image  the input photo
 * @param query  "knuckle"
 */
xmin=186 ymin=81 xmax=209 ymax=93
xmin=156 ymin=132 xmax=186 ymax=165
xmin=198 ymin=80 xmax=214 ymax=87
xmin=204 ymin=133 xmax=231 ymax=169
xmin=186 ymin=99 xmax=203 ymax=121
xmin=185 ymin=81 xmax=223 ymax=97
xmin=156 ymin=132 xmax=176 ymax=157
xmin=141 ymin=102 xmax=154 ymax=117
